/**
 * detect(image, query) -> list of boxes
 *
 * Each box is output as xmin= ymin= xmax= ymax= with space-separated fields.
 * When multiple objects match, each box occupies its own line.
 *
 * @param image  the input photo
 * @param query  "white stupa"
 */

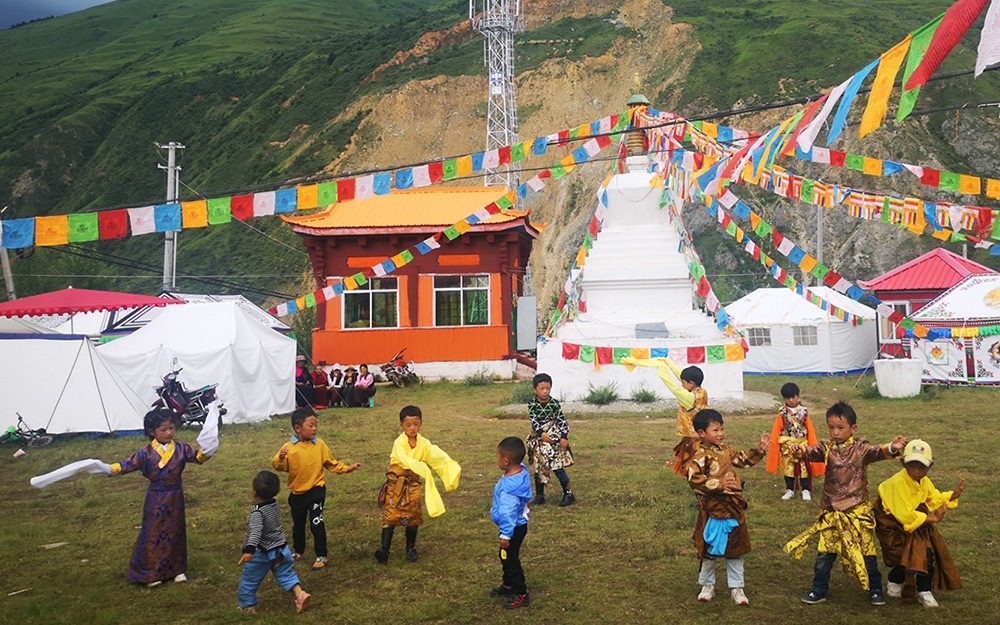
xmin=536 ymin=154 xmax=745 ymax=400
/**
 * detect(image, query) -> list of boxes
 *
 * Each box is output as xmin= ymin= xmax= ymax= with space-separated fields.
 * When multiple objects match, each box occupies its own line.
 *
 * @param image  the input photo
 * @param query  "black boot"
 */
xmin=559 ymin=480 xmax=576 ymax=507
xmin=375 ymin=526 xmax=394 ymax=564
xmin=531 ymin=474 xmax=545 ymax=505
xmin=405 ymin=526 xmax=418 ymax=562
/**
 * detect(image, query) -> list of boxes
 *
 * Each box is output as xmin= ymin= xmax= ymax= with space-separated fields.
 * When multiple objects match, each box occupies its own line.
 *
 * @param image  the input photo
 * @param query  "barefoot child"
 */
xmin=766 ymin=382 xmax=824 ymax=501
xmin=526 ymin=373 xmax=575 ymax=506
xmin=687 ymin=409 xmax=769 ymax=606
xmin=490 ymin=436 xmax=533 ymax=609
xmin=874 ymin=439 xmax=965 ymax=607
xmin=375 ymin=405 xmax=461 ymax=564
xmin=238 ymin=471 xmax=311 ymax=614
xmin=272 ymin=408 xmax=361 ymax=570
xmin=785 ymin=401 xmax=907 ymax=606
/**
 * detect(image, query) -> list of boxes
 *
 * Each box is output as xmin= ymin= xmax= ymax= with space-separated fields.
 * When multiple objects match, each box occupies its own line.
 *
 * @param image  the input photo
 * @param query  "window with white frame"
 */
xmin=747 ymin=327 xmax=771 ymax=347
xmin=343 ymin=277 xmax=398 ymax=329
xmin=878 ymin=302 xmax=910 ymax=343
xmin=793 ymin=325 xmax=818 ymax=346
xmin=434 ymin=275 xmax=489 ymax=326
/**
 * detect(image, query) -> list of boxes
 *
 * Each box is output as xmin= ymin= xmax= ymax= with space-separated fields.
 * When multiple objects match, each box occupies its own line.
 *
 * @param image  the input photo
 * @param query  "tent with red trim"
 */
xmin=0 ymin=287 xmax=183 ymax=318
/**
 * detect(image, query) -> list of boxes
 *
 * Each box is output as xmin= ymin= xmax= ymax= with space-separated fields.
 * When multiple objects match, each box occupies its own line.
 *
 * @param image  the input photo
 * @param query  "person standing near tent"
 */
xmin=295 ymin=355 xmax=315 ymax=408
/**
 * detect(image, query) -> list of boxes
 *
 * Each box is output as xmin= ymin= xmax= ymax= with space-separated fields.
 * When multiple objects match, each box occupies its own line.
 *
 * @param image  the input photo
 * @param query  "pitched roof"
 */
xmin=912 ymin=274 xmax=1000 ymax=322
xmin=727 ymin=287 xmax=875 ymax=326
xmin=857 ymin=248 xmax=995 ymax=292
xmin=281 ymin=186 xmax=539 ymax=235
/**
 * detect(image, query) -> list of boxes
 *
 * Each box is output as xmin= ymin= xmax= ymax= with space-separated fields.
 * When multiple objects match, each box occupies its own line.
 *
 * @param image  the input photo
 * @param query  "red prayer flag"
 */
xmin=829 ymin=150 xmax=847 ymax=168
xmin=537 ymin=168 xmax=552 ymax=180
xmin=337 ymin=178 xmax=356 ymax=202
xmin=596 ymin=134 xmax=612 ymax=149
xmin=888 ymin=311 xmax=906 ymax=324
xmin=697 ymin=276 xmax=711 ymax=297
xmin=557 ymin=130 xmax=571 ymax=145
xmin=362 ymin=267 xmax=375 ymax=279
xmin=977 ymin=208 xmax=995 ymax=238
xmin=773 ymin=230 xmax=784 ymax=247
xmin=823 ymin=270 xmax=842 ymax=287
xmin=921 ymin=168 xmax=941 ymax=187
xmin=905 ymin=0 xmax=990 ymax=90
xmin=687 ymin=346 xmax=706 ymax=364
xmin=98 ymin=209 xmax=129 ymax=240
xmin=484 ymin=202 xmax=501 ymax=214
xmin=562 ymin=342 xmax=581 ymax=360
xmin=428 ymin=162 xmax=444 ymax=184
xmin=231 ymin=194 xmax=254 ymax=220
xmin=596 ymin=346 xmax=613 ymax=365
xmin=498 ymin=146 xmax=512 ymax=166
xmin=314 ymin=289 xmax=327 ymax=304
xmin=588 ymin=217 xmax=599 ymax=237
xmin=782 ymin=93 xmax=830 ymax=157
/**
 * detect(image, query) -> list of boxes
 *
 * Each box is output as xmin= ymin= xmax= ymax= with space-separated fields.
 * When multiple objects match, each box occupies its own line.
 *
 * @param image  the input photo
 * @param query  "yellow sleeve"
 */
xmin=320 ymin=441 xmax=350 ymax=474
xmin=422 ymin=440 xmax=462 ymax=492
xmin=272 ymin=445 xmax=289 ymax=472
xmin=924 ymin=478 xmax=958 ymax=511
xmin=620 ymin=357 xmax=694 ymax=409
xmin=878 ymin=475 xmax=925 ymax=533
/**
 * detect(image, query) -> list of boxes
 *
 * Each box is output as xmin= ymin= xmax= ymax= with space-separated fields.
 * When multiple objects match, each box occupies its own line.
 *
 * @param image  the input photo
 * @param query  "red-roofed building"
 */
xmin=859 ymin=248 xmax=995 ymax=356
xmin=282 ymin=187 xmax=540 ymax=376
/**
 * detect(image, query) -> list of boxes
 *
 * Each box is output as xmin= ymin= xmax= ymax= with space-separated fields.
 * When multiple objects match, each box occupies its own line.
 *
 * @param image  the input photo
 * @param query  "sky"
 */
xmin=1 ymin=0 xmax=114 ymax=30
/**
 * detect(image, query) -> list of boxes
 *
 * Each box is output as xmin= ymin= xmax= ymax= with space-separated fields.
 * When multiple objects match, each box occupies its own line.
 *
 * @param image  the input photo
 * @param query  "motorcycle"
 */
xmin=380 ymin=349 xmax=420 ymax=388
xmin=152 ymin=368 xmax=227 ymax=430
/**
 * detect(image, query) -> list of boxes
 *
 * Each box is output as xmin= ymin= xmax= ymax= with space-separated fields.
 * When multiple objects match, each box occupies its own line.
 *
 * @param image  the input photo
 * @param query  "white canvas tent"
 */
xmin=98 ymin=302 xmax=295 ymax=422
xmin=910 ymin=274 xmax=1000 ymax=385
xmin=727 ymin=287 xmax=877 ymax=375
xmin=0 ymin=335 xmax=146 ymax=434
xmin=0 ymin=316 xmax=52 ymax=334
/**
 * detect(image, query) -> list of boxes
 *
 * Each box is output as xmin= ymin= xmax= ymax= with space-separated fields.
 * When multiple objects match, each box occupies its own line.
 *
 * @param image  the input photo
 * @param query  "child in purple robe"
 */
xmin=110 ymin=409 xmax=212 ymax=587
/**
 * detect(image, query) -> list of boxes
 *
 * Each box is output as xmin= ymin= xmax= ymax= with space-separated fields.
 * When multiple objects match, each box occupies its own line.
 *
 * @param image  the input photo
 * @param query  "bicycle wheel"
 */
xmin=28 ymin=435 xmax=54 ymax=448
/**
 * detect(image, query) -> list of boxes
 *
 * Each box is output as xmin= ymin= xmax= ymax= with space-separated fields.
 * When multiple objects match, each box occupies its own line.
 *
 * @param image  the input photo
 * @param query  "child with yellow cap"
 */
xmin=874 ymin=439 xmax=966 ymax=608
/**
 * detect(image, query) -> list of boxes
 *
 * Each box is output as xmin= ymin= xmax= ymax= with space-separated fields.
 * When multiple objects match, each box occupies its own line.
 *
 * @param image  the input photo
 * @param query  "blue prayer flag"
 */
xmin=572 ymin=147 xmax=590 ymax=164
xmin=532 ymin=137 xmax=548 ymax=156
xmin=650 ymin=347 xmax=669 ymax=358
xmin=882 ymin=161 xmax=904 ymax=176
xmin=395 ymin=169 xmax=414 ymax=190
xmin=471 ymin=152 xmax=484 ymax=172
xmin=1 ymin=218 xmax=34 ymax=249
xmin=275 ymin=188 xmax=297 ymax=214
xmin=718 ymin=126 xmax=733 ymax=144
xmin=828 ymin=59 xmax=879 ymax=145
xmin=734 ymin=200 xmax=752 ymax=220
xmin=373 ymin=173 xmax=391 ymax=195
xmin=788 ymin=246 xmax=806 ymax=264
xmin=154 ymin=203 xmax=181 ymax=232
xmin=846 ymin=285 xmax=865 ymax=300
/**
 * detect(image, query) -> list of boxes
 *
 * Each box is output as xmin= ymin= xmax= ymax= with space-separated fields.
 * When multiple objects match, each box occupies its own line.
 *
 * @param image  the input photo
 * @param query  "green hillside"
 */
xmin=1 ymin=0 xmax=997 ymax=316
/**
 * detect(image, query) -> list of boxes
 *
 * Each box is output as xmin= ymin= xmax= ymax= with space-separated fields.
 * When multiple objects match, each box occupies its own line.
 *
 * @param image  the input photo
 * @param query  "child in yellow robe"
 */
xmin=766 ymin=382 xmax=824 ymax=501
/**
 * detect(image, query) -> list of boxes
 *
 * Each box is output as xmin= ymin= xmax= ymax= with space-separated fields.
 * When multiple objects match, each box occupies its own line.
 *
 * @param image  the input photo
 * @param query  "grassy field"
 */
xmin=2 ymin=375 xmax=998 ymax=624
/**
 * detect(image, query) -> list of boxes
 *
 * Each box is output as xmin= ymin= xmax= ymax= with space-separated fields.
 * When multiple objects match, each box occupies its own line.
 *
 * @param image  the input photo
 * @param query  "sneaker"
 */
xmin=869 ymin=588 xmax=886 ymax=606
xmin=238 ymin=606 xmax=257 ymax=614
xmin=490 ymin=585 xmax=515 ymax=598
xmin=731 ymin=587 xmax=749 ymax=606
xmin=503 ymin=593 xmax=531 ymax=609
xmin=886 ymin=582 xmax=903 ymax=598
xmin=781 ymin=489 xmax=795 ymax=500
xmin=802 ymin=490 xmax=812 ymax=501
xmin=293 ymin=553 xmax=302 ymax=561
xmin=173 ymin=573 xmax=187 ymax=583
xmin=697 ymin=584 xmax=715 ymax=602
xmin=146 ymin=581 xmax=163 ymax=588
xmin=801 ymin=590 xmax=826 ymax=604
xmin=406 ymin=547 xmax=418 ymax=562
xmin=916 ymin=591 xmax=939 ymax=608
xmin=531 ymin=494 xmax=546 ymax=506
xmin=312 ymin=557 xmax=327 ymax=570
xmin=559 ymin=492 xmax=576 ymax=507
xmin=374 ymin=548 xmax=389 ymax=564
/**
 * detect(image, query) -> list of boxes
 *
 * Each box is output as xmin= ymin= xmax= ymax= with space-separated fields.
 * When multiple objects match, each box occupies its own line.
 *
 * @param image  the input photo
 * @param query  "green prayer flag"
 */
xmin=510 ymin=142 xmax=526 ymax=163
xmin=550 ymin=164 xmax=567 ymax=180
xmin=400 ymin=250 xmax=414 ymax=263
xmin=991 ymin=213 xmax=1000 ymax=241
xmin=754 ymin=220 xmax=773 ymax=239
xmin=692 ymin=121 xmax=704 ymax=132
xmin=882 ymin=196 xmax=891 ymax=223
xmin=207 ymin=197 xmax=232 ymax=225
xmin=938 ymin=171 xmax=960 ymax=192
xmin=568 ymin=127 xmax=580 ymax=140
xmin=583 ymin=231 xmax=593 ymax=250
xmin=725 ymin=221 xmax=737 ymax=236
xmin=442 ymin=159 xmax=458 ymax=181
xmin=67 ymin=213 xmax=99 ymax=243
xmin=897 ymin=16 xmax=943 ymax=122
xmin=899 ymin=318 xmax=916 ymax=330
xmin=612 ymin=347 xmax=631 ymax=364
xmin=612 ymin=114 xmax=629 ymax=133
xmin=444 ymin=226 xmax=461 ymax=241
xmin=846 ymin=153 xmax=865 ymax=171
xmin=950 ymin=231 xmax=967 ymax=243
xmin=783 ymin=274 xmax=796 ymax=288
xmin=304 ymin=293 xmax=317 ymax=309
xmin=706 ymin=345 xmax=726 ymax=363
xmin=801 ymin=179 xmax=816 ymax=204
xmin=353 ymin=272 xmax=367 ymax=287
xmin=496 ymin=195 xmax=513 ymax=210
xmin=550 ymin=309 xmax=562 ymax=326
xmin=579 ymin=344 xmax=595 ymax=363
xmin=811 ymin=262 xmax=830 ymax=281
xmin=318 ymin=181 xmax=338 ymax=205
xmin=688 ymin=261 xmax=705 ymax=280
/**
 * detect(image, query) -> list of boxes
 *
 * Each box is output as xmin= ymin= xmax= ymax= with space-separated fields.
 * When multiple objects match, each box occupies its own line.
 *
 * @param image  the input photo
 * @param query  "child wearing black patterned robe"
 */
xmin=525 ymin=373 xmax=575 ymax=507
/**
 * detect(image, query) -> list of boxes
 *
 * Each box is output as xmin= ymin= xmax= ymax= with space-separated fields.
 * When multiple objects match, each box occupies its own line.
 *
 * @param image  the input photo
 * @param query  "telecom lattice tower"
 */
xmin=469 ymin=0 xmax=524 ymax=188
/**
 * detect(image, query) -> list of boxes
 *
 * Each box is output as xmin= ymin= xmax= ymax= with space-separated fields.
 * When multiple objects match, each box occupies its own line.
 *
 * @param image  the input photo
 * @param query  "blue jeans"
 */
xmin=238 ymin=545 xmax=301 ymax=608
xmin=811 ymin=552 xmax=882 ymax=596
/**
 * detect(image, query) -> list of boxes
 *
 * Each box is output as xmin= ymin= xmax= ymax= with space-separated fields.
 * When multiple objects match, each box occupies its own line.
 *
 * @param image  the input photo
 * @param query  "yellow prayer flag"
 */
xmin=295 ymin=297 xmax=307 ymax=310
xmin=575 ymin=246 xmax=587 ymax=268
xmin=181 ymin=200 xmax=208 ymax=228
xmin=344 ymin=276 xmax=359 ymax=290
xmin=931 ymin=229 xmax=951 ymax=241
xmin=630 ymin=347 xmax=651 ymax=360
xmin=575 ymin=124 xmax=591 ymax=139
xmin=859 ymin=36 xmax=912 ymax=139
xmin=913 ymin=325 xmax=929 ymax=339
xmin=725 ymin=343 xmax=745 ymax=362
xmin=959 ymin=175 xmax=982 ymax=196
xmin=456 ymin=155 xmax=473 ymax=178
xmin=34 ymin=215 xmax=69 ymax=246
xmin=800 ymin=255 xmax=818 ymax=272
xmin=986 ymin=178 xmax=1000 ymax=200
xmin=391 ymin=253 xmax=408 ymax=267
xmin=560 ymin=154 xmax=577 ymax=175
xmin=702 ymin=122 xmax=719 ymax=138
xmin=754 ymin=115 xmax=797 ymax=184
xmin=454 ymin=220 xmax=471 ymax=235
xmin=749 ymin=212 xmax=762 ymax=232
xmin=297 ymin=184 xmax=319 ymax=210
xmin=862 ymin=157 xmax=883 ymax=176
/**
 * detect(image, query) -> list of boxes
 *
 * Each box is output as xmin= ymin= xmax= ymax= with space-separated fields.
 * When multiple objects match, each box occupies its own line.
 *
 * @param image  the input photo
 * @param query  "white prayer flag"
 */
xmin=412 ymin=165 xmax=432 ymax=188
xmin=127 ymin=206 xmax=156 ymax=235
xmin=355 ymin=175 xmax=375 ymax=200
xmin=977 ymin=0 xmax=1000 ymax=77
xmin=797 ymin=78 xmax=851 ymax=152
xmin=253 ymin=191 xmax=276 ymax=217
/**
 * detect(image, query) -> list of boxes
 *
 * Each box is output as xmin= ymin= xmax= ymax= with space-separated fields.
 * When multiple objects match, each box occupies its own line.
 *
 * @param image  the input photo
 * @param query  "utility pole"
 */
xmin=816 ymin=204 xmax=823 ymax=264
xmin=156 ymin=142 xmax=184 ymax=291
xmin=0 ymin=205 xmax=15 ymax=300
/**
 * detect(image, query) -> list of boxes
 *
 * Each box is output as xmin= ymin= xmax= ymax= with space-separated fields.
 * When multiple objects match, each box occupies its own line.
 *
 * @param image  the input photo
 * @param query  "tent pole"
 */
xmin=86 ymin=341 xmax=113 ymax=431
xmin=46 ymin=341 xmax=86 ymax=432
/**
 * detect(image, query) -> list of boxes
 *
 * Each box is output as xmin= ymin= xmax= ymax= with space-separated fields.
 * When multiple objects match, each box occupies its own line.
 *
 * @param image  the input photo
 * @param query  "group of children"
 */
xmin=46 ymin=358 xmax=964 ymax=614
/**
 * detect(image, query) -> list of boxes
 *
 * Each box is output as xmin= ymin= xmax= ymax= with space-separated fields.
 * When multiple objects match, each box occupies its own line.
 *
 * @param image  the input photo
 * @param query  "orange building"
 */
xmin=283 ymin=187 xmax=540 ymax=374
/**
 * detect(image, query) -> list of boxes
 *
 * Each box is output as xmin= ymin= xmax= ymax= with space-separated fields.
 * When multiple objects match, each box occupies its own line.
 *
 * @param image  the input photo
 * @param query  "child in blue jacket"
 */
xmin=490 ymin=436 xmax=533 ymax=609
